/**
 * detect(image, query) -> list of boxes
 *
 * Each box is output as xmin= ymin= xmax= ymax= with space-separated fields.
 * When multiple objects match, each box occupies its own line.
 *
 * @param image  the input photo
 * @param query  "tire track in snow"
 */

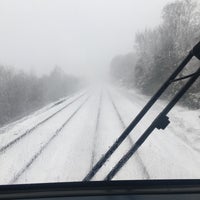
xmin=107 ymin=91 xmax=150 ymax=179
xmin=90 ymin=92 xmax=102 ymax=169
xmin=0 ymin=92 xmax=87 ymax=154
xmin=10 ymin=95 xmax=90 ymax=184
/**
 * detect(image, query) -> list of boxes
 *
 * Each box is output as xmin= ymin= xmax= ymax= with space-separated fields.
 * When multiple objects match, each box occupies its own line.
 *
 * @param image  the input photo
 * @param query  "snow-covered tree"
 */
xmin=0 ymin=65 xmax=81 ymax=127
xmin=133 ymin=0 xmax=200 ymax=108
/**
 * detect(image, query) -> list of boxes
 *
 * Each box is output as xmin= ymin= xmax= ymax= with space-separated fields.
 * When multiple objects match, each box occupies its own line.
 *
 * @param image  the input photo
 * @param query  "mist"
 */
xmin=0 ymin=0 xmax=175 ymax=79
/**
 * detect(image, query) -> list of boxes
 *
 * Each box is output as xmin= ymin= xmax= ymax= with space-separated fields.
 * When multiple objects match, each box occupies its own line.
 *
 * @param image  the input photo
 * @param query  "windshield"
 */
xmin=0 ymin=0 xmax=200 ymax=185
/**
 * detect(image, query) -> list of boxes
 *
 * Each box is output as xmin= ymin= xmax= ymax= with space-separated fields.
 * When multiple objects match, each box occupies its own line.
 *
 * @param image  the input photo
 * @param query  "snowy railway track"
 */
xmin=0 ymin=92 xmax=87 ymax=154
xmin=85 ymin=91 xmax=150 ymax=181
xmin=107 ymin=91 xmax=150 ymax=179
xmin=1 ymin=88 xmax=200 ymax=184
xmin=10 ymin=95 xmax=90 ymax=184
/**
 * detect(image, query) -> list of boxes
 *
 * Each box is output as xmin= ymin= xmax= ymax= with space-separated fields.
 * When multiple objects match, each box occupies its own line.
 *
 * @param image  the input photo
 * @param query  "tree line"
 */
xmin=110 ymin=0 xmax=200 ymax=109
xmin=0 ymin=66 xmax=81 ymax=127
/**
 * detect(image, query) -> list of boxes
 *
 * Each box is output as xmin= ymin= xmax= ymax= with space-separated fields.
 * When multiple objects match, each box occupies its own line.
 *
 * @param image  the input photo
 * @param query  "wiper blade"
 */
xmin=83 ymin=41 xmax=200 ymax=181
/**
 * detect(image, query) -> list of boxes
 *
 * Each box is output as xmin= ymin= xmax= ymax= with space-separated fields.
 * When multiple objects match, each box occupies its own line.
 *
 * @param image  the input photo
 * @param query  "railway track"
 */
xmin=1 ymin=88 xmax=200 ymax=183
xmin=85 ymin=91 xmax=149 ymax=181
xmin=10 ymin=95 xmax=90 ymax=184
xmin=0 ymin=92 xmax=87 ymax=154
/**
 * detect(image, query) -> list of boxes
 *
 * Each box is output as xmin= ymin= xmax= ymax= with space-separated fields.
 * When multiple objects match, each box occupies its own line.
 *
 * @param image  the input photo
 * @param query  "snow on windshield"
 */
xmin=0 ymin=0 xmax=200 ymax=184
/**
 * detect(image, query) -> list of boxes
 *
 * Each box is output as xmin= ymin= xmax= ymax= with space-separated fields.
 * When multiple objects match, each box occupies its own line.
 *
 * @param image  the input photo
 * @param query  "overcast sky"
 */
xmin=0 ymin=0 xmax=175 ymax=78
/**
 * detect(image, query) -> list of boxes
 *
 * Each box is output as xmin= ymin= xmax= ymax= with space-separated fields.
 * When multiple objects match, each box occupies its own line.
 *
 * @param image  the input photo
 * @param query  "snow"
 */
xmin=0 ymin=91 xmax=86 ymax=150
xmin=0 ymin=86 xmax=200 ymax=185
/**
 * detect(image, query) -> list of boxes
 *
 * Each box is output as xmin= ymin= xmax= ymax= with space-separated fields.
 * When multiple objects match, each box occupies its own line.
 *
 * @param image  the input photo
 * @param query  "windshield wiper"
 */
xmin=83 ymin=41 xmax=200 ymax=181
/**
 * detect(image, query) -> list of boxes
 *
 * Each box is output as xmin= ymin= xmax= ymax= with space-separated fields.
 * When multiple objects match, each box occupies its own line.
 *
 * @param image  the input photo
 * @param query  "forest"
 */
xmin=110 ymin=0 xmax=200 ymax=109
xmin=0 ymin=66 xmax=81 ymax=127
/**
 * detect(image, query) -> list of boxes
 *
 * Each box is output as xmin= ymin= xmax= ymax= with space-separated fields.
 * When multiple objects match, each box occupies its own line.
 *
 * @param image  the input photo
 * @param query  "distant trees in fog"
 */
xmin=110 ymin=0 xmax=200 ymax=109
xmin=0 ymin=66 xmax=81 ymax=127
xmin=110 ymin=53 xmax=137 ymax=87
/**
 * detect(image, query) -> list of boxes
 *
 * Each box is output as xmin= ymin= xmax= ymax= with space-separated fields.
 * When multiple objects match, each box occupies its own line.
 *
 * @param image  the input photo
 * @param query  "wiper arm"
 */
xmin=83 ymin=41 xmax=200 ymax=182
xmin=171 ymin=71 xmax=200 ymax=82
xmin=105 ymin=66 xmax=200 ymax=181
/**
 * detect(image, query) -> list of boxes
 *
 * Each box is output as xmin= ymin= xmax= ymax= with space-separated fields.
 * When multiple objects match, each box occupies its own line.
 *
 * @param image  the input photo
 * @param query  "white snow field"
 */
xmin=0 ymin=86 xmax=200 ymax=184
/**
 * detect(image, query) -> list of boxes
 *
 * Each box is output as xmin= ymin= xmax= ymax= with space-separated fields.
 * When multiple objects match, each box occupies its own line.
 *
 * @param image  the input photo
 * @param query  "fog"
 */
xmin=0 ymin=0 xmax=175 ymax=79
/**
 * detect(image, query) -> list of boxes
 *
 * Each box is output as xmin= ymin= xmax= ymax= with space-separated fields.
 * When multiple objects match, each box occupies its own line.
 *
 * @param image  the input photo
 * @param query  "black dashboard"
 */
xmin=1 ymin=180 xmax=200 ymax=200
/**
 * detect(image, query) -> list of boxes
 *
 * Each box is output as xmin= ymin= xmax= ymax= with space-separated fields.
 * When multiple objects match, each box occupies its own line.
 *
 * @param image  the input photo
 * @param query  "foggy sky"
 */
xmin=0 ymin=0 xmax=175 ymax=78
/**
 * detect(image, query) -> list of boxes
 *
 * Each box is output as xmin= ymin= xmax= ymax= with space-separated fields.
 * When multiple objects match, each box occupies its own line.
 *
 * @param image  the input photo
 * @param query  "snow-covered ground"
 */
xmin=0 ymin=86 xmax=200 ymax=184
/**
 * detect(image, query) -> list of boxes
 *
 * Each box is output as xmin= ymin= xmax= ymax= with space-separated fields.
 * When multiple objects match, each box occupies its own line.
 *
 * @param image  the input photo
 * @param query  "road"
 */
xmin=0 ymin=86 xmax=200 ymax=184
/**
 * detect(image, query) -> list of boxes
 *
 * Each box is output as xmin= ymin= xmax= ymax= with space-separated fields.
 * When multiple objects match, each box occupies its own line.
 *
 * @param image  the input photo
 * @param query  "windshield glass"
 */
xmin=0 ymin=0 xmax=200 ymax=185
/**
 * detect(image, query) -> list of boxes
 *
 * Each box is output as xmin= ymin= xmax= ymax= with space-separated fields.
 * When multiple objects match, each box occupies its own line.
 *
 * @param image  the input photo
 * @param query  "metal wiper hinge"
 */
xmin=155 ymin=115 xmax=170 ymax=130
xmin=192 ymin=41 xmax=200 ymax=60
